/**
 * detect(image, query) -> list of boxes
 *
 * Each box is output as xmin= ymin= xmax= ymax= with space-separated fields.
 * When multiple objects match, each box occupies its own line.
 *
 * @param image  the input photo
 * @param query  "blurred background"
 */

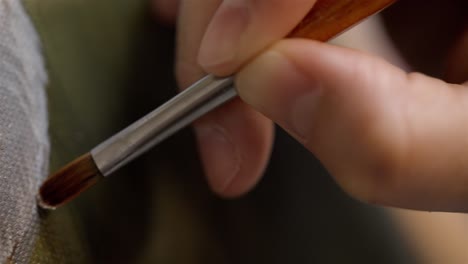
xmin=23 ymin=0 xmax=467 ymax=263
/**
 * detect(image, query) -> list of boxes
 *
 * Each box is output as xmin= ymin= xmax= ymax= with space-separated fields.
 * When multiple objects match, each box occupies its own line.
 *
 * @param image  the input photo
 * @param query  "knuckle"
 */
xmin=340 ymin=160 xmax=401 ymax=207
xmin=364 ymin=151 xmax=403 ymax=205
xmin=342 ymin=117 xmax=409 ymax=206
xmin=406 ymin=72 xmax=428 ymax=86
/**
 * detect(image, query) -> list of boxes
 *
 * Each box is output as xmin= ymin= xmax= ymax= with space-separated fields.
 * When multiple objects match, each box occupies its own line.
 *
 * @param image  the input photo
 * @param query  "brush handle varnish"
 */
xmin=290 ymin=0 xmax=396 ymax=40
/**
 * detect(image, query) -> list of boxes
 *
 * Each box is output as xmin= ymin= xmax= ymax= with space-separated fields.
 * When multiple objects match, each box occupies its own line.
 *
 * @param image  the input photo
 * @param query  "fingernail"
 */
xmin=237 ymin=49 xmax=322 ymax=141
xmin=195 ymin=124 xmax=241 ymax=193
xmin=198 ymin=0 xmax=250 ymax=70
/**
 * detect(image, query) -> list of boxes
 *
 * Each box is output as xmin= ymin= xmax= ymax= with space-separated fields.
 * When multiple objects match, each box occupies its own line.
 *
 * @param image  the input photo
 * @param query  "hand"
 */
xmin=153 ymin=0 xmax=317 ymax=197
xmin=153 ymin=0 xmax=468 ymax=212
xmin=238 ymin=38 xmax=468 ymax=212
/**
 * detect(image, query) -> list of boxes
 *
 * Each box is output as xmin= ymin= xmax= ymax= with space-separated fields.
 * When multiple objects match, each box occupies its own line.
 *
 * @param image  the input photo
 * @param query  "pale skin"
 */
xmin=152 ymin=0 xmax=468 ymax=213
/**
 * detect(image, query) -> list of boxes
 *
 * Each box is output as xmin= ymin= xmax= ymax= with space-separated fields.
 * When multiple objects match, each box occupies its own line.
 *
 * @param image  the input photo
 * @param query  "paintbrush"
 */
xmin=38 ymin=0 xmax=397 ymax=209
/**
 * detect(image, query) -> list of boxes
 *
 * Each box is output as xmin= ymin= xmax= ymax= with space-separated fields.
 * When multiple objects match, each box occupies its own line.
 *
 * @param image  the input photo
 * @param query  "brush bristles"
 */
xmin=38 ymin=153 xmax=102 ymax=209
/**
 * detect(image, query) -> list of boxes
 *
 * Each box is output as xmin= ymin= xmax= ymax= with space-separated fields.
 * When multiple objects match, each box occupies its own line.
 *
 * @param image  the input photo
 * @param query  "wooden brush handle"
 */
xmin=289 ymin=0 xmax=397 ymax=41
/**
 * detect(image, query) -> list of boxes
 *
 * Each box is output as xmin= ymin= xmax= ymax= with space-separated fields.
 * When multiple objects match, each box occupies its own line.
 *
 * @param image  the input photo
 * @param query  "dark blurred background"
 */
xmin=24 ymin=0 xmax=466 ymax=263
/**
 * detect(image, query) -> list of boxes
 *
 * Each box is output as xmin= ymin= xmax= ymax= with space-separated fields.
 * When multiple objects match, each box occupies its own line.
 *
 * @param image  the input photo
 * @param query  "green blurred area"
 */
xmin=24 ymin=0 xmax=153 ymax=262
xmin=24 ymin=0 xmax=148 ymax=162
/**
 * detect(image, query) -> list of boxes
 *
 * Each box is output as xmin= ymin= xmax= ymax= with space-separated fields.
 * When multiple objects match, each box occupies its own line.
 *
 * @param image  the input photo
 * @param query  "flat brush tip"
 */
xmin=38 ymin=153 xmax=102 ymax=209
xmin=36 ymin=194 xmax=57 ymax=210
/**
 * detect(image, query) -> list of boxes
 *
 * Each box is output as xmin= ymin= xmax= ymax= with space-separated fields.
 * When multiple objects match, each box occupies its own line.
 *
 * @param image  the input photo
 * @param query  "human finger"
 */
xmin=198 ymin=0 xmax=316 ymax=76
xmin=237 ymin=39 xmax=468 ymax=212
xmin=176 ymin=0 xmax=273 ymax=197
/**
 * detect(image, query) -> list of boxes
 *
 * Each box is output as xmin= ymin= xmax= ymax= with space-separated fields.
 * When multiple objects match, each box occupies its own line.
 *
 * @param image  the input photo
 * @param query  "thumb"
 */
xmin=236 ymin=39 xmax=468 ymax=212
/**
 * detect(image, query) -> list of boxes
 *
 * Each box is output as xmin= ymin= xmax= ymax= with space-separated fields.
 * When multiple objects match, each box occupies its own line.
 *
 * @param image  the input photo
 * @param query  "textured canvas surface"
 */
xmin=0 ymin=2 xmax=88 ymax=262
xmin=0 ymin=0 xmax=49 ymax=262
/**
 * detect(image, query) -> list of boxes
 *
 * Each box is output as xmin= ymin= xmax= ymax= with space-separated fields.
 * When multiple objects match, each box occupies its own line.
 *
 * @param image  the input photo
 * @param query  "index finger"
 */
xmin=198 ymin=0 xmax=317 ymax=76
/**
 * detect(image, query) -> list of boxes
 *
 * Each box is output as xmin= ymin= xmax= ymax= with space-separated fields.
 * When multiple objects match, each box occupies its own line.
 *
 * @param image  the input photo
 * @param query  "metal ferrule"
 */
xmin=91 ymin=75 xmax=236 ymax=176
